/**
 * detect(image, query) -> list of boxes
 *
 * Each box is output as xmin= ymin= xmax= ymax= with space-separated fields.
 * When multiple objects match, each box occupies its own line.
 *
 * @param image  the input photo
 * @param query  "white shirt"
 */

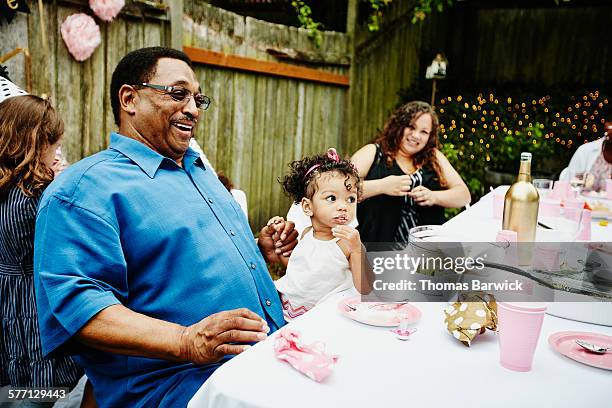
xmin=275 ymin=228 xmax=353 ymax=320
xmin=558 ymin=138 xmax=604 ymax=180
xmin=189 ymin=139 xmax=248 ymax=218
xmin=188 ymin=139 xmax=217 ymax=176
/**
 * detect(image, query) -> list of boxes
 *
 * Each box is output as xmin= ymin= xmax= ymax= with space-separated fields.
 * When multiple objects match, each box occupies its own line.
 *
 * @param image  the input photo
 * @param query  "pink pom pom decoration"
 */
xmin=60 ymin=13 xmax=102 ymax=62
xmin=89 ymin=0 xmax=125 ymax=22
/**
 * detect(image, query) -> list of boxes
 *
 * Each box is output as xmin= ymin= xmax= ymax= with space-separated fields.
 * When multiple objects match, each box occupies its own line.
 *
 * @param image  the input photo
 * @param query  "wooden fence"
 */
xmin=183 ymin=1 xmax=350 ymax=229
xmin=344 ymin=1 xmax=612 ymax=154
xmin=1 ymin=0 xmax=351 ymax=231
xmin=1 ymin=0 xmax=174 ymax=163
xmin=2 ymin=0 xmax=611 ymax=230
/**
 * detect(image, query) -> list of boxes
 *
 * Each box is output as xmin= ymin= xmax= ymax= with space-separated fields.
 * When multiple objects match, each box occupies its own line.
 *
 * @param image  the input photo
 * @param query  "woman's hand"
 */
xmin=332 ymin=225 xmax=362 ymax=255
xmin=382 ymin=175 xmax=413 ymax=196
xmin=408 ymin=186 xmax=438 ymax=206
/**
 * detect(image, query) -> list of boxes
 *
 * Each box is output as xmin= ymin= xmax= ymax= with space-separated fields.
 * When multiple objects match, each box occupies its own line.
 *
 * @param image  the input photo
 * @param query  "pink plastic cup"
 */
xmin=496 ymin=230 xmax=518 ymax=267
xmin=538 ymin=199 xmax=561 ymax=218
xmin=496 ymin=230 xmax=517 ymax=243
xmin=607 ymin=179 xmax=612 ymax=200
xmin=551 ymin=180 xmax=572 ymax=200
xmin=564 ymin=198 xmax=585 ymax=209
xmin=493 ymin=191 xmax=505 ymax=219
xmin=577 ymin=209 xmax=592 ymax=241
xmin=561 ymin=207 xmax=582 ymax=223
xmin=497 ymin=302 xmax=547 ymax=372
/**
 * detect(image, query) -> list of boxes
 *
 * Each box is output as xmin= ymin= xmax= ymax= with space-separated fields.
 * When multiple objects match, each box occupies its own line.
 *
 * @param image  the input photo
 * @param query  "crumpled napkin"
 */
xmin=443 ymin=293 xmax=498 ymax=347
xmin=274 ymin=328 xmax=338 ymax=382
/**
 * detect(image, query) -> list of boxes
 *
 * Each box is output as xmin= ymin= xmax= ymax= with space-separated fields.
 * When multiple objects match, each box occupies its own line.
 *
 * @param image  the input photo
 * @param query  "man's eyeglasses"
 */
xmin=134 ymin=83 xmax=211 ymax=110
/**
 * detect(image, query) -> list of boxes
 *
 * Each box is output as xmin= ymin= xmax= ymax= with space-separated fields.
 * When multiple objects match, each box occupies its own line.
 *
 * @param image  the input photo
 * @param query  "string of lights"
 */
xmin=432 ymin=89 xmax=609 ymax=198
xmin=437 ymin=90 xmax=608 ymax=162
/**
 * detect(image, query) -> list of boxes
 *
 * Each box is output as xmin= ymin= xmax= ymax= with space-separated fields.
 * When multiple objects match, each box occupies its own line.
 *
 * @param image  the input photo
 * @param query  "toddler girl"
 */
xmin=275 ymin=148 xmax=368 ymax=321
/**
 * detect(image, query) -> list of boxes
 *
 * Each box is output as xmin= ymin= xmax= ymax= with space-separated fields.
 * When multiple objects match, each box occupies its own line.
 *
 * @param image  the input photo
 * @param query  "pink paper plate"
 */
xmin=338 ymin=296 xmax=421 ymax=327
xmin=548 ymin=331 xmax=612 ymax=370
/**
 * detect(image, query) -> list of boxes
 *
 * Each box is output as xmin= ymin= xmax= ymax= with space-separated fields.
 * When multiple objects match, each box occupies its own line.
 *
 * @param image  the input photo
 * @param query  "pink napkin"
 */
xmin=274 ymin=328 xmax=338 ymax=382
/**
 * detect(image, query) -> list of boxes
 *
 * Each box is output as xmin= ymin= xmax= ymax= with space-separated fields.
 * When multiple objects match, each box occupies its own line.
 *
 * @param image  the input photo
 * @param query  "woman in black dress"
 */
xmin=352 ymin=101 xmax=470 ymax=244
xmin=0 ymin=73 xmax=82 ymax=405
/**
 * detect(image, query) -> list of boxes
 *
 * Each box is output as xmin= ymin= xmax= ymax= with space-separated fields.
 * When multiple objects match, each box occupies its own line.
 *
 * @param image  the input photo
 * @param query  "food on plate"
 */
xmin=590 ymin=201 xmax=610 ymax=213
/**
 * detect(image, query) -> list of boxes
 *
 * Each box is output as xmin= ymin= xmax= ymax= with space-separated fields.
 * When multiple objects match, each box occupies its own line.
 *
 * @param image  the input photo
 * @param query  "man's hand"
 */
xmin=258 ymin=216 xmax=298 ymax=263
xmin=180 ymin=308 xmax=269 ymax=365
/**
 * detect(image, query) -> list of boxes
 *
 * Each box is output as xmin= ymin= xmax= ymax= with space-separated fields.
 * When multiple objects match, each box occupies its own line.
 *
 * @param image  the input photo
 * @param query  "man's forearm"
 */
xmin=76 ymin=304 xmax=187 ymax=362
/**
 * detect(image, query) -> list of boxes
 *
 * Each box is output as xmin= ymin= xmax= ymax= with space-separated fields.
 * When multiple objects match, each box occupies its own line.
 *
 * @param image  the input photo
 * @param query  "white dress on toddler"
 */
xmin=275 ymin=228 xmax=353 ymax=321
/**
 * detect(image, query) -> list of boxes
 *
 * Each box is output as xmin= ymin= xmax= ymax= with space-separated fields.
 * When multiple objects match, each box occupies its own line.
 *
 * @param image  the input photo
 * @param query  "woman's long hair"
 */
xmin=373 ymin=101 xmax=446 ymax=186
xmin=0 ymin=95 xmax=64 ymax=198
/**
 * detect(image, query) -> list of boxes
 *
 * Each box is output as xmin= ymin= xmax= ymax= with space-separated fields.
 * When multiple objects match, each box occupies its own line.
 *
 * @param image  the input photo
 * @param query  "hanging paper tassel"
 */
xmin=89 ymin=0 xmax=125 ymax=22
xmin=60 ymin=13 xmax=101 ymax=62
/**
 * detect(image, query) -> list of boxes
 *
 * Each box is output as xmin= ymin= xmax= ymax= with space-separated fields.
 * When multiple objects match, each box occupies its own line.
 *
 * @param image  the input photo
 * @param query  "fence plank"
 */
xmin=105 ymin=19 xmax=128 ymax=142
xmin=184 ymin=47 xmax=350 ymax=87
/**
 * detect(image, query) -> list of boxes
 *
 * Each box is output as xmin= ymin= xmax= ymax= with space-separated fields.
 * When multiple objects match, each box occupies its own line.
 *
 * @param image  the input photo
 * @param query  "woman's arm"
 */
xmin=351 ymin=144 xmax=412 ymax=200
xmin=431 ymin=149 xmax=471 ymax=208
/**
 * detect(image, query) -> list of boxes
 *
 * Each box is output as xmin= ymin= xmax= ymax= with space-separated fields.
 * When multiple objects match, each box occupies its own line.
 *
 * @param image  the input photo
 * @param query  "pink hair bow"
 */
xmin=303 ymin=148 xmax=342 ymax=180
xmin=274 ymin=328 xmax=338 ymax=382
xmin=326 ymin=148 xmax=340 ymax=162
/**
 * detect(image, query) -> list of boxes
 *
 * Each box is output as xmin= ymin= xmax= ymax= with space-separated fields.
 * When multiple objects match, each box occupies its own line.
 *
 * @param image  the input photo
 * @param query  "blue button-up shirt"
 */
xmin=34 ymin=133 xmax=285 ymax=407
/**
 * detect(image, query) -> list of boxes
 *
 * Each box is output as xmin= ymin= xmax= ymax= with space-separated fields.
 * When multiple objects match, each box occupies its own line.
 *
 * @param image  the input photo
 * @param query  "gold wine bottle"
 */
xmin=502 ymin=152 xmax=539 ymax=242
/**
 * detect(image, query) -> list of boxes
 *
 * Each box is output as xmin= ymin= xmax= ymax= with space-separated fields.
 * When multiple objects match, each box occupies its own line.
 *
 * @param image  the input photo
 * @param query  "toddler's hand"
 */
xmin=332 ymin=225 xmax=362 ymax=254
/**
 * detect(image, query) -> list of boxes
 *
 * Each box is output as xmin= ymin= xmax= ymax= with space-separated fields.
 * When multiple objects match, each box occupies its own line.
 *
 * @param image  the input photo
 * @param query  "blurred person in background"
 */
xmin=0 ymin=68 xmax=83 ymax=407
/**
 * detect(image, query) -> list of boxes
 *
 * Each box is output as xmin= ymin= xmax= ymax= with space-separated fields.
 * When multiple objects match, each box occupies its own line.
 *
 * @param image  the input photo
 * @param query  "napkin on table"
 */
xmin=274 ymin=328 xmax=338 ymax=382
xmin=444 ymin=293 xmax=498 ymax=347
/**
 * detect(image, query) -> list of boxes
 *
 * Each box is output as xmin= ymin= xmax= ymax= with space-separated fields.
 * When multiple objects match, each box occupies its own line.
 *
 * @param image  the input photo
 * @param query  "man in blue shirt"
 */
xmin=34 ymin=47 xmax=297 ymax=407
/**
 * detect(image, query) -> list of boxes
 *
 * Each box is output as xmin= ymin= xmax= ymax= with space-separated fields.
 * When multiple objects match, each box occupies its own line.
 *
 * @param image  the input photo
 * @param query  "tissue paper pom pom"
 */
xmin=89 ymin=0 xmax=125 ymax=22
xmin=60 ymin=14 xmax=101 ymax=62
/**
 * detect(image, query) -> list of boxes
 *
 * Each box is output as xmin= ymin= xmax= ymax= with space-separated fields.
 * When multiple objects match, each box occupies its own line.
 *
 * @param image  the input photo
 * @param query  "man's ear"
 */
xmin=301 ymin=198 xmax=313 ymax=217
xmin=118 ymin=84 xmax=138 ymax=118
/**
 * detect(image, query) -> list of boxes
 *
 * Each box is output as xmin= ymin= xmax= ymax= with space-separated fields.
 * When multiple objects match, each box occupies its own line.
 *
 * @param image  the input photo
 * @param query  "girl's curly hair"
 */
xmin=374 ymin=101 xmax=446 ymax=187
xmin=281 ymin=149 xmax=361 ymax=203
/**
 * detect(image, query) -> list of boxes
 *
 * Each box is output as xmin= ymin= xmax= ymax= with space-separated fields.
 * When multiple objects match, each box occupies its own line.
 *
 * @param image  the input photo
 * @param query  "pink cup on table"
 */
xmin=607 ymin=179 xmax=612 ymax=200
xmin=577 ymin=209 xmax=592 ymax=241
xmin=492 ymin=190 xmax=505 ymax=219
xmin=551 ymin=180 xmax=568 ymax=199
xmin=496 ymin=230 xmax=518 ymax=267
xmin=497 ymin=302 xmax=547 ymax=372
xmin=496 ymin=230 xmax=517 ymax=243
xmin=539 ymin=198 xmax=561 ymax=218
xmin=564 ymin=198 xmax=585 ymax=209
xmin=561 ymin=207 xmax=582 ymax=223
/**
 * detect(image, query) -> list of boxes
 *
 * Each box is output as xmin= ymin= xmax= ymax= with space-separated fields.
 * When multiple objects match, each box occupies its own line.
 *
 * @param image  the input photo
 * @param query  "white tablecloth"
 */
xmin=443 ymin=187 xmax=611 ymax=242
xmin=189 ymin=290 xmax=612 ymax=408
xmin=189 ymin=189 xmax=612 ymax=408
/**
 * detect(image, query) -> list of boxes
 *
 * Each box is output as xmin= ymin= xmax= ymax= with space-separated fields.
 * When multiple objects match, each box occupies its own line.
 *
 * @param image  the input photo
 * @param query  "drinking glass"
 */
xmin=532 ymin=179 xmax=553 ymax=199
xmin=569 ymin=171 xmax=586 ymax=195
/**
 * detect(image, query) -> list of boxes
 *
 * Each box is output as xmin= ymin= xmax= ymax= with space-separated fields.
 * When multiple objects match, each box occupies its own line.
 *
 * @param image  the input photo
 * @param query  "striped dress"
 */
xmin=357 ymin=144 xmax=445 ymax=244
xmin=0 ymin=184 xmax=82 ymax=387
